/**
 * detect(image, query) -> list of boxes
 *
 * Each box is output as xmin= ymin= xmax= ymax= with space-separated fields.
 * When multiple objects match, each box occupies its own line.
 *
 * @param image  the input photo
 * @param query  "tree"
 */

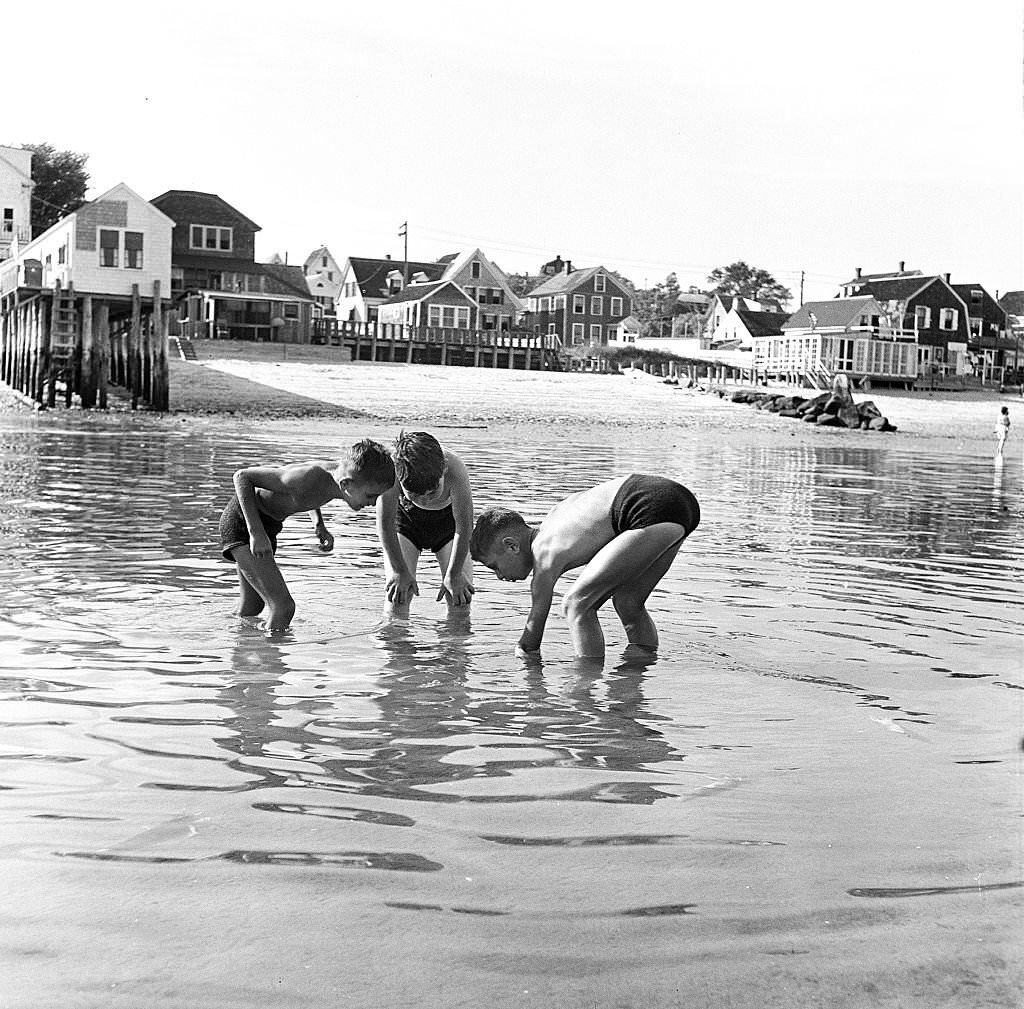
xmin=706 ymin=261 xmax=791 ymax=311
xmin=22 ymin=143 xmax=90 ymax=237
xmin=635 ymin=272 xmax=687 ymax=337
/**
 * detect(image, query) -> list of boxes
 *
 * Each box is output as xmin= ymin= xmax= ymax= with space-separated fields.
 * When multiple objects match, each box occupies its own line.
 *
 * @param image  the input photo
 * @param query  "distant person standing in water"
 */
xmin=994 ymin=405 xmax=1010 ymax=461
xmin=219 ymin=440 xmax=395 ymax=631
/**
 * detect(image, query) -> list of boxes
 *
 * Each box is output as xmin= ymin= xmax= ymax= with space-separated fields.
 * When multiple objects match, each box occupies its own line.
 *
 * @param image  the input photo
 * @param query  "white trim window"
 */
xmin=571 ymin=322 xmax=585 ymax=343
xmin=124 ymin=231 xmax=144 ymax=269
xmin=595 ymin=272 xmax=606 ymax=293
xmin=591 ymin=296 xmax=603 ymax=315
xmin=547 ymin=322 xmax=557 ymax=335
xmin=99 ymin=229 xmax=120 ymax=267
xmin=540 ymin=296 xmax=550 ymax=312
xmin=590 ymin=324 xmax=602 ymax=343
xmin=427 ymin=304 xmax=471 ymax=329
xmin=610 ymin=296 xmax=623 ymax=316
xmin=554 ymin=295 xmax=566 ymax=309
xmin=939 ymin=307 xmax=958 ymax=330
xmin=573 ymin=294 xmax=585 ymax=314
xmin=471 ymin=260 xmax=481 ymax=279
xmin=915 ymin=305 xmax=931 ymax=329
xmin=190 ymin=224 xmax=232 ymax=252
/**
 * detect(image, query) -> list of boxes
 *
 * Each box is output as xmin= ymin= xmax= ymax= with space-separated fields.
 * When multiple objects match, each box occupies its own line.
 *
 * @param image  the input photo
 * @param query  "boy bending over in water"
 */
xmin=219 ymin=439 xmax=395 ymax=631
xmin=471 ymin=474 xmax=699 ymax=658
xmin=376 ymin=430 xmax=475 ymax=612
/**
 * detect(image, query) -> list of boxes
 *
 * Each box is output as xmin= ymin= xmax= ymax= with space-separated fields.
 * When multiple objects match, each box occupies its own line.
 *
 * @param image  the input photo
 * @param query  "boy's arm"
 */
xmin=438 ymin=453 xmax=475 ymax=606
xmin=233 ymin=464 xmax=325 ymax=558
xmin=376 ymin=484 xmax=418 ymax=604
xmin=308 ymin=508 xmax=333 ymax=552
xmin=518 ymin=569 xmax=557 ymax=653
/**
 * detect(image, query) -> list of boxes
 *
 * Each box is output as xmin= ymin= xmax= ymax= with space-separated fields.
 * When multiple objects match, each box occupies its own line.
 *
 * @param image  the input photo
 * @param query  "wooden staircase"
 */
xmin=48 ymin=285 xmax=78 ymax=407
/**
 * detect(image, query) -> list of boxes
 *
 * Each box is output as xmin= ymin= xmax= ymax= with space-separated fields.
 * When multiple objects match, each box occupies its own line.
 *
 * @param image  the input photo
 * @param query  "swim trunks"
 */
xmin=396 ymin=499 xmax=456 ymax=553
xmin=218 ymin=496 xmax=284 ymax=560
xmin=609 ymin=475 xmax=700 ymax=537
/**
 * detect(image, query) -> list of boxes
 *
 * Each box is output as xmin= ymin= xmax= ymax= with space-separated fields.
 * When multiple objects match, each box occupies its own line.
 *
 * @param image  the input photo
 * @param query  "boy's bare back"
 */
xmin=531 ymin=476 xmax=627 ymax=578
xmin=237 ymin=463 xmax=343 ymax=521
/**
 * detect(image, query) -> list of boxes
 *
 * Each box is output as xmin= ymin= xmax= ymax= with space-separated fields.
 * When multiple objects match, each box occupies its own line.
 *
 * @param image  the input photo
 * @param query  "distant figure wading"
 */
xmin=994 ymin=405 xmax=1010 ymax=461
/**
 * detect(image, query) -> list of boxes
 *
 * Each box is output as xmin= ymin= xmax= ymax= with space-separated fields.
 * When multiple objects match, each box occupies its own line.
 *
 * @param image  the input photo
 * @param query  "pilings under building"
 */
xmin=0 ymin=280 xmax=171 ymax=411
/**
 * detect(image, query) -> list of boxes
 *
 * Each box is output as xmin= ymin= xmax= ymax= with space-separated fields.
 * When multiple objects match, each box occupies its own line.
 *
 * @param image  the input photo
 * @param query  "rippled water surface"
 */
xmin=1 ymin=411 xmax=1021 ymax=1008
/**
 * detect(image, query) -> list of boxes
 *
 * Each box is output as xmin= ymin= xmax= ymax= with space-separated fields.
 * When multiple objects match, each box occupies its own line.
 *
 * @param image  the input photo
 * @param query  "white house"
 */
xmin=303 ymin=245 xmax=343 ymax=315
xmin=0 ymin=145 xmax=33 ymax=262
xmin=0 ymin=182 xmax=173 ymax=300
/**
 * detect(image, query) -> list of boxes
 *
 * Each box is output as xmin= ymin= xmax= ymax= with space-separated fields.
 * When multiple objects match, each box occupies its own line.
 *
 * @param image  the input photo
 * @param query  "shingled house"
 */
xmin=151 ymin=190 xmax=315 ymax=342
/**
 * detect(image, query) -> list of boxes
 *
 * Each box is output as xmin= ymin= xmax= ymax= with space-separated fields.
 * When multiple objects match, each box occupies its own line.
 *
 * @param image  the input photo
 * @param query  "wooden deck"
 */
xmin=313 ymin=319 xmax=564 ymax=371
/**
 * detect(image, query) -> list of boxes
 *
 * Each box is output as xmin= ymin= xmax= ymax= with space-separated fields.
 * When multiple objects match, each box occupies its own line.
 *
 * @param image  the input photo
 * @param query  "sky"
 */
xmin=4 ymin=0 xmax=1022 ymax=304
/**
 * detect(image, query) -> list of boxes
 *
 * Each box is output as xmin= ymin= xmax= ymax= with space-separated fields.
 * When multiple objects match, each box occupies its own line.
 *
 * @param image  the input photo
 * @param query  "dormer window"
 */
xmin=411 ymin=271 xmax=429 ymax=284
xmin=387 ymin=269 xmax=403 ymax=294
xmin=190 ymin=225 xmax=232 ymax=252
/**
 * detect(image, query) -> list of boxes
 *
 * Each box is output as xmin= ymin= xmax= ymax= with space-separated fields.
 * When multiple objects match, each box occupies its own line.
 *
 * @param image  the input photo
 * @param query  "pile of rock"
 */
xmin=728 ymin=389 xmax=898 ymax=431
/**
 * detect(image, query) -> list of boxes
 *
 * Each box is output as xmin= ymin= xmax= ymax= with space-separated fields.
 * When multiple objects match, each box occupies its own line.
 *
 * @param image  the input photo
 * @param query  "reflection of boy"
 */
xmin=471 ymin=474 xmax=699 ymax=658
xmin=219 ymin=440 xmax=395 ymax=631
xmin=376 ymin=431 xmax=475 ymax=610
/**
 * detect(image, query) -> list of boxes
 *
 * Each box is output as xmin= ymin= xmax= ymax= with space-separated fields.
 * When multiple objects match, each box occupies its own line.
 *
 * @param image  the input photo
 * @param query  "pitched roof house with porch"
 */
xmin=376 ymin=279 xmax=477 ymax=330
xmin=436 ymin=248 xmax=524 ymax=331
xmin=150 ymin=190 xmax=315 ymax=342
xmin=950 ymin=282 xmax=1012 ymax=373
xmin=337 ymin=256 xmax=447 ymax=323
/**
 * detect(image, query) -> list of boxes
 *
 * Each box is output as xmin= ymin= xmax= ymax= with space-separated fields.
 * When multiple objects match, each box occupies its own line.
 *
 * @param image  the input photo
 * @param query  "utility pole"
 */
xmin=398 ymin=221 xmax=408 ymax=286
xmin=800 ymin=270 xmax=805 ymax=307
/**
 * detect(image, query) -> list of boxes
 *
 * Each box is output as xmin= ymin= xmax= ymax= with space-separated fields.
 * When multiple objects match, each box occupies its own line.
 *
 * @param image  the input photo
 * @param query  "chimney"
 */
xmin=898 ymin=260 xmax=905 ymax=272
xmin=385 ymin=254 xmax=391 ymax=260
xmin=855 ymin=267 xmax=862 ymax=278
xmin=943 ymin=272 xmax=950 ymax=284
xmin=565 ymin=260 xmax=573 ymax=274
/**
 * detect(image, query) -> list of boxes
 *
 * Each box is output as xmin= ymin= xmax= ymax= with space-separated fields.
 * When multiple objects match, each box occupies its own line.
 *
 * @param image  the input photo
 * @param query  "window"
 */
xmin=939 ymin=308 xmax=958 ymax=330
xmin=540 ymin=297 xmax=550 ymax=312
xmin=327 ymin=271 xmax=333 ymax=281
xmin=591 ymin=296 xmax=603 ymax=315
xmin=190 ymin=225 xmax=232 ymax=252
xmin=125 ymin=231 xmax=144 ymax=269
xmin=554 ymin=296 xmax=565 ymax=309
xmin=595 ymin=273 xmax=606 ymax=293
xmin=322 ymin=256 xmax=328 ymax=268
xmin=99 ymin=229 xmax=119 ymax=267
xmin=970 ymin=289 xmax=983 ymax=305
xmin=427 ymin=304 xmax=470 ymax=329
xmin=547 ymin=322 xmax=557 ymax=335
xmin=572 ymin=322 xmax=585 ymax=342
xmin=573 ymin=295 xmax=585 ymax=314
xmin=471 ymin=260 xmax=481 ymax=279
xmin=283 ymin=303 xmax=299 ymax=320
xmin=1 ymin=208 xmax=12 ymax=234
xmin=57 ymin=244 xmax=66 ymax=265
xmin=915 ymin=305 xmax=931 ymax=329
xmin=610 ymin=296 xmax=623 ymax=316
xmin=590 ymin=325 xmax=602 ymax=342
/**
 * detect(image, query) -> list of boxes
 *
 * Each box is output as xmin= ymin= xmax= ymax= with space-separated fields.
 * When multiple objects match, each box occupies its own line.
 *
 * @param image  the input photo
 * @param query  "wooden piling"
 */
xmin=129 ymin=284 xmax=141 ymax=409
xmin=97 ymin=302 xmax=109 ymax=409
xmin=80 ymin=296 xmax=95 ymax=408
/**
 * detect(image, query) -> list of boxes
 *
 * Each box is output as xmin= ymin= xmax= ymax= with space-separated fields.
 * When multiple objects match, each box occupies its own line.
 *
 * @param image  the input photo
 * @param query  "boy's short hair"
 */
xmin=471 ymin=507 xmax=528 ymax=560
xmin=394 ymin=430 xmax=445 ymax=494
xmin=345 ymin=439 xmax=395 ymax=488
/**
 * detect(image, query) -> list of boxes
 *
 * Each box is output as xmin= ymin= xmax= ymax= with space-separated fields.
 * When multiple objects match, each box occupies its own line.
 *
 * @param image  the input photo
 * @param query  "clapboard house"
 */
xmin=524 ymin=263 xmax=632 ymax=347
xmin=0 ymin=181 xmax=173 ymax=409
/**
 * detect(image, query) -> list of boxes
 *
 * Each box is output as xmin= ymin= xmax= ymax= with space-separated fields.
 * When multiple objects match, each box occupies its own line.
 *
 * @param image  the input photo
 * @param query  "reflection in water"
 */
xmin=0 ymin=412 xmax=1021 ymax=1003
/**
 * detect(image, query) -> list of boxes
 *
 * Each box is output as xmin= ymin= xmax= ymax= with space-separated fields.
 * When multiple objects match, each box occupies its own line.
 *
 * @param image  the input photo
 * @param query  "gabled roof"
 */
xmin=527 ymin=265 xmax=606 ymax=297
xmin=379 ymin=280 xmax=472 ymax=306
xmin=303 ymin=246 xmax=336 ymax=271
xmin=150 ymin=190 xmax=261 ymax=232
xmin=261 ymin=262 xmax=316 ymax=300
xmin=784 ymin=296 xmax=879 ymax=330
xmin=860 ymin=276 xmax=939 ymax=302
xmin=346 ymin=256 xmax=447 ymax=297
xmin=84 ymin=182 xmax=176 ymax=226
xmin=998 ymin=290 xmax=1024 ymax=316
xmin=736 ymin=309 xmax=789 ymax=337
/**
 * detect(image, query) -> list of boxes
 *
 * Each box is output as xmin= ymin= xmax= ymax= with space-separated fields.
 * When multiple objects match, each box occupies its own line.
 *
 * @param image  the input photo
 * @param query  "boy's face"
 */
xmin=480 ymin=537 xmax=532 ymax=582
xmin=343 ymin=479 xmax=389 ymax=511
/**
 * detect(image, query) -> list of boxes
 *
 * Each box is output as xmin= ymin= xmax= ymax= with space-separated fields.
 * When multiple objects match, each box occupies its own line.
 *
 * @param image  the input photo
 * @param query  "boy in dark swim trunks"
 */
xmin=470 ymin=474 xmax=699 ymax=658
xmin=219 ymin=439 xmax=395 ymax=631
xmin=376 ymin=431 xmax=475 ymax=612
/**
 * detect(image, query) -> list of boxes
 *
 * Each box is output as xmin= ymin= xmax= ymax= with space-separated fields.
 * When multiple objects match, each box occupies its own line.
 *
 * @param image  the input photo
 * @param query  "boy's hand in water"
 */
xmin=386 ymin=570 xmax=419 ymax=605
xmin=438 ymin=571 xmax=474 ymax=607
xmin=316 ymin=525 xmax=334 ymax=553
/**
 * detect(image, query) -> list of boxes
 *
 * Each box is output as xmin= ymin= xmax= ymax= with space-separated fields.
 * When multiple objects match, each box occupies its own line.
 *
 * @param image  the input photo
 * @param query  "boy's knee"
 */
xmin=562 ymin=586 xmax=593 ymax=623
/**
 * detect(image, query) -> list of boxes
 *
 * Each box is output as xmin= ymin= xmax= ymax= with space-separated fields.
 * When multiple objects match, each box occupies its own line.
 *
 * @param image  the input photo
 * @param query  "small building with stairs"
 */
xmin=0 ymin=182 xmax=174 ymax=409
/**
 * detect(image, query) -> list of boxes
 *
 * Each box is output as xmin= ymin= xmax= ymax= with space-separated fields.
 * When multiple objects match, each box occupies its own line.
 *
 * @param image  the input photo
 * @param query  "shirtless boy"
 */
xmin=219 ymin=439 xmax=395 ymax=631
xmin=376 ymin=431 xmax=475 ymax=611
xmin=470 ymin=474 xmax=700 ymax=658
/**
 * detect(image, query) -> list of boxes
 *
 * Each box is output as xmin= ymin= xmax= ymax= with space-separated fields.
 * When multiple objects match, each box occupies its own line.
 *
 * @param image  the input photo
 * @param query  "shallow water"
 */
xmin=0 ymin=410 xmax=1021 ymax=1008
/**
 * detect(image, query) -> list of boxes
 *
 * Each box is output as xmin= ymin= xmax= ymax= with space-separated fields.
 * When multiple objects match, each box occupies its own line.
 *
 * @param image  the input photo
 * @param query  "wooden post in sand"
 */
xmin=80 ymin=296 xmax=95 ymax=408
xmin=97 ymin=302 xmax=110 ymax=409
xmin=129 ymin=284 xmax=141 ymax=409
